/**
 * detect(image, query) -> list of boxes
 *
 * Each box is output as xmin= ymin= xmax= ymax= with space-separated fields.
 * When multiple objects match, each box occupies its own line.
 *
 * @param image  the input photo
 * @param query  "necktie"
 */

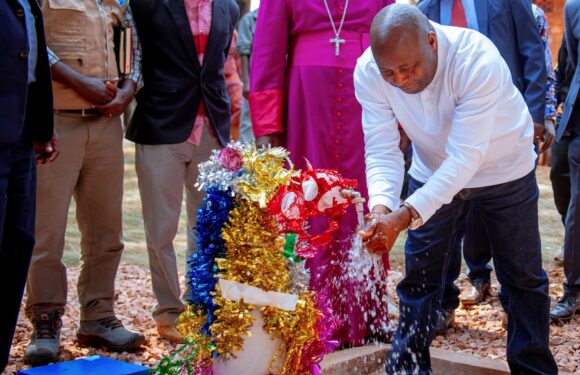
xmin=451 ymin=0 xmax=468 ymax=28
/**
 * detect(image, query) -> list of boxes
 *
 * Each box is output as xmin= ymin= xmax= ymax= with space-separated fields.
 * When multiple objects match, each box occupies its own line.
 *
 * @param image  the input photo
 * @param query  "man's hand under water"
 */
xmin=358 ymin=204 xmax=412 ymax=255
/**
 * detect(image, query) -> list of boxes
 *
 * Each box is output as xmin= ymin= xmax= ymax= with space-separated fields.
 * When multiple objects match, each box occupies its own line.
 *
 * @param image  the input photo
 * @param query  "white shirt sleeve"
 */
xmin=405 ymin=53 xmax=502 ymax=222
xmin=354 ymin=59 xmax=405 ymax=213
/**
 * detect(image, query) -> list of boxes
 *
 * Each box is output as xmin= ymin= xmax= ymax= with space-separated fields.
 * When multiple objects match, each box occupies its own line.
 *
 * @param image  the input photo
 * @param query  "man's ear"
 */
xmin=428 ymin=31 xmax=437 ymax=52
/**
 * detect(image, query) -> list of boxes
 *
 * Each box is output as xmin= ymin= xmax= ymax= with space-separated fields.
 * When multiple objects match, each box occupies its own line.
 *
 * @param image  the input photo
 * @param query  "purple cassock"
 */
xmin=249 ymin=0 xmax=395 ymax=345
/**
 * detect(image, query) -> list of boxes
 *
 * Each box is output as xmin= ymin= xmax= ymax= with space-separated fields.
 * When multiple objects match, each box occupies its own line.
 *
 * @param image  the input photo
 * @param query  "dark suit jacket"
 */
xmin=559 ymin=0 xmax=580 ymax=139
xmin=417 ymin=0 xmax=547 ymax=125
xmin=1 ymin=0 xmax=54 ymax=144
xmin=555 ymin=35 xmax=574 ymax=108
xmin=128 ymin=0 xmax=239 ymax=146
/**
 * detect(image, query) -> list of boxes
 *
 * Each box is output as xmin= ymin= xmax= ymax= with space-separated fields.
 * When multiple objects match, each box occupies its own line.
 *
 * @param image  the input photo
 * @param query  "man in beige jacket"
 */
xmin=24 ymin=0 xmax=144 ymax=366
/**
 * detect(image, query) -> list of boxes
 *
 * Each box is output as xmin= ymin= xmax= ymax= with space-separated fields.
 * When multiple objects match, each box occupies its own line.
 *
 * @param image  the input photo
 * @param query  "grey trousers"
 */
xmin=135 ymin=125 xmax=220 ymax=325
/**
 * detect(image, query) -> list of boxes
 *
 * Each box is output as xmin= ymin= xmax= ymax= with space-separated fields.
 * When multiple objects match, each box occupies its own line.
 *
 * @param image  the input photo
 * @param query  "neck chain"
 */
xmin=322 ymin=0 xmax=350 ymax=56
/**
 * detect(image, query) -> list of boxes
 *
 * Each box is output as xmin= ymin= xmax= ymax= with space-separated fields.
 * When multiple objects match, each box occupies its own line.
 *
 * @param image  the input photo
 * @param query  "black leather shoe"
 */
xmin=550 ymin=293 xmax=580 ymax=322
xmin=460 ymin=278 xmax=491 ymax=306
xmin=434 ymin=309 xmax=455 ymax=335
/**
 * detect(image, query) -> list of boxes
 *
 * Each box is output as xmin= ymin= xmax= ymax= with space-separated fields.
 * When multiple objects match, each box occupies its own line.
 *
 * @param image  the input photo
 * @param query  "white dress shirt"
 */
xmin=354 ymin=22 xmax=536 ymax=223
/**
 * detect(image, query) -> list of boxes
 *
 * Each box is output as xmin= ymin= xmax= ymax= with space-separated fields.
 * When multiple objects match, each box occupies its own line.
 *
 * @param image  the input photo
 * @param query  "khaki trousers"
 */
xmin=135 ymin=125 xmax=220 ymax=326
xmin=26 ymin=113 xmax=124 ymax=321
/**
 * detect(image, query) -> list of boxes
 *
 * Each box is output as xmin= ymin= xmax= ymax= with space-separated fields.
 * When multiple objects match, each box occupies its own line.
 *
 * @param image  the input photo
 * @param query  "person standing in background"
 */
xmin=0 ymin=0 xmax=58 ymax=370
xmin=250 ymin=0 xmax=395 ymax=346
xmin=549 ymin=0 xmax=580 ymax=322
xmin=128 ymin=0 xmax=239 ymax=343
xmin=417 ymin=0 xmax=550 ymax=333
xmin=25 ymin=0 xmax=145 ymax=366
xmin=551 ymin=35 xmax=574 ymax=265
xmin=236 ymin=8 xmax=258 ymax=143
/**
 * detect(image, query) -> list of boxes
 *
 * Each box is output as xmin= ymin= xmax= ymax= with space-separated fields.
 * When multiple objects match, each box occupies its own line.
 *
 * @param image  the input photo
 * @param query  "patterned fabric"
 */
xmin=184 ymin=0 xmax=213 ymax=145
xmin=184 ymin=0 xmax=213 ymax=64
xmin=533 ymin=4 xmax=557 ymax=121
xmin=47 ymin=1 xmax=142 ymax=87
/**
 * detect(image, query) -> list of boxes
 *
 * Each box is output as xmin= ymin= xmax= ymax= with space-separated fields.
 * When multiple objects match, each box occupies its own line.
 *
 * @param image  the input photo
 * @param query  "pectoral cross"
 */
xmin=330 ymin=36 xmax=345 ymax=56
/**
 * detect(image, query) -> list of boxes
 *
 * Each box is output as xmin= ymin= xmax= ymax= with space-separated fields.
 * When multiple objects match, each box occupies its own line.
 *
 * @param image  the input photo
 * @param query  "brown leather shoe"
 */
xmin=554 ymin=245 xmax=564 ymax=266
xmin=460 ymin=278 xmax=490 ymax=306
xmin=157 ymin=324 xmax=185 ymax=344
xmin=501 ymin=312 xmax=508 ymax=329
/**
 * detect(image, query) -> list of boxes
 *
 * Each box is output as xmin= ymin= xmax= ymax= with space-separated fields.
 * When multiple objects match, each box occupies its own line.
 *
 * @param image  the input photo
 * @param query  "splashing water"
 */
xmin=356 ymin=205 xmax=365 ymax=230
xmin=347 ymin=235 xmax=396 ymax=337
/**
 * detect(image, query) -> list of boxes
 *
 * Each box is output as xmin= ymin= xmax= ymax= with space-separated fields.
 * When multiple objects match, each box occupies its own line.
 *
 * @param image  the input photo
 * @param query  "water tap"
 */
xmin=341 ymin=189 xmax=366 ymax=230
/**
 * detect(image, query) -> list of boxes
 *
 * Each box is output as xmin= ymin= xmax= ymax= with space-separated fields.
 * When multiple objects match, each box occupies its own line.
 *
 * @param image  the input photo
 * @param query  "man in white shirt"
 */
xmin=355 ymin=4 xmax=556 ymax=374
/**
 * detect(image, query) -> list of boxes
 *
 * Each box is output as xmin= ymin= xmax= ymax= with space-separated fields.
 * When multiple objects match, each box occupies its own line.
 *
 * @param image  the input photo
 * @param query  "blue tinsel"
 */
xmin=186 ymin=187 xmax=235 ymax=333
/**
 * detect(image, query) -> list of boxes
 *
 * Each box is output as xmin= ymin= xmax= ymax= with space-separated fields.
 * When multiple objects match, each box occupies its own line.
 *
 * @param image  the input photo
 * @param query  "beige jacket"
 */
xmin=42 ymin=0 xmax=123 ymax=109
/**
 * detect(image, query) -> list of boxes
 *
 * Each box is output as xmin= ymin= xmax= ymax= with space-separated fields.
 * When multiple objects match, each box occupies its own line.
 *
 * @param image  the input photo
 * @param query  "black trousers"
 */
xmin=0 ymin=137 xmax=36 ymax=371
xmin=550 ymin=135 xmax=571 ymax=226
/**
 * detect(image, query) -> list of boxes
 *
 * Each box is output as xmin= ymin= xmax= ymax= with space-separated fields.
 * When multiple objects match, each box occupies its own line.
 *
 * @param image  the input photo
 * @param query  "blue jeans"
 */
xmin=442 ymin=206 xmax=493 ymax=312
xmin=386 ymin=172 xmax=557 ymax=375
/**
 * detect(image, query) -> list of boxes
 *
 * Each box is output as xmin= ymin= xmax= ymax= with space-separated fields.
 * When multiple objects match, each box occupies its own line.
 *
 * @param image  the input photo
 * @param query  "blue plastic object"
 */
xmin=18 ymin=355 xmax=150 ymax=375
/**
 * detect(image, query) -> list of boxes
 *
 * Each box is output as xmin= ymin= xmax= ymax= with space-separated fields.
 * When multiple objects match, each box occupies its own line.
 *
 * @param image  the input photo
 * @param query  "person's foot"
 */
xmin=550 ymin=293 xmax=580 ymax=322
xmin=459 ymin=278 xmax=490 ymax=306
xmin=554 ymin=245 xmax=564 ymax=266
xmin=157 ymin=323 xmax=185 ymax=344
xmin=24 ymin=308 xmax=63 ymax=366
xmin=434 ymin=308 xmax=455 ymax=335
xmin=77 ymin=316 xmax=145 ymax=351
xmin=501 ymin=311 xmax=508 ymax=330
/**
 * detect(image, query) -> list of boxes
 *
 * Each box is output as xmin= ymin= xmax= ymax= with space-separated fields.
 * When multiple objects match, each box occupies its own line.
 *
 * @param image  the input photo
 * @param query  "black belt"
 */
xmin=54 ymin=108 xmax=101 ymax=117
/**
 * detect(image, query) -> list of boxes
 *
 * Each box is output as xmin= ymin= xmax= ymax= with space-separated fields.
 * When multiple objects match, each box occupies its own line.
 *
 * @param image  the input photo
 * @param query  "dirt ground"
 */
xmin=4 ymin=147 xmax=577 ymax=374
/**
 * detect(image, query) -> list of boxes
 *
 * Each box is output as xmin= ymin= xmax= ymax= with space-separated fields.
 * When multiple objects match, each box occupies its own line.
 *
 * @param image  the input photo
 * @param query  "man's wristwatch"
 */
xmin=402 ymin=202 xmax=423 ymax=230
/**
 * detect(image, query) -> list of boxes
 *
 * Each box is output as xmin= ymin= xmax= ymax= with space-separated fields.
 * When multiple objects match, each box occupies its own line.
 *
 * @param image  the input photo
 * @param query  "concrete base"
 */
xmin=320 ymin=344 xmax=571 ymax=375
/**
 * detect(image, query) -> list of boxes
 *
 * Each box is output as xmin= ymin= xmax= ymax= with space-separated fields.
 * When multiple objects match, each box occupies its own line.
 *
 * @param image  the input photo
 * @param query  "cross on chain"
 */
xmin=330 ymin=36 xmax=345 ymax=56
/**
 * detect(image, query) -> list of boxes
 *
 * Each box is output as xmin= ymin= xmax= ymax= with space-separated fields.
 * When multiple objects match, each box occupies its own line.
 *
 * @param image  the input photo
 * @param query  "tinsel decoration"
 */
xmin=287 ymin=262 xmax=311 ymax=295
xmin=236 ymin=146 xmax=295 ymax=207
xmin=186 ymin=188 xmax=235 ymax=331
xmin=163 ymin=142 xmax=351 ymax=374
xmin=155 ymin=340 xmax=213 ymax=375
xmin=218 ymin=200 xmax=290 ymax=292
xmin=157 ymin=307 xmax=214 ymax=374
xmin=195 ymin=145 xmax=244 ymax=192
xmin=268 ymin=165 xmax=357 ymax=252
xmin=260 ymin=291 xmax=338 ymax=375
xmin=210 ymin=296 xmax=255 ymax=359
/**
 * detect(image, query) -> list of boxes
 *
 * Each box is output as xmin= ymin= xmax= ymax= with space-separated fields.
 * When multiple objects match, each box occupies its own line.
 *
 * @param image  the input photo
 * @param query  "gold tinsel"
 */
xmin=236 ymin=146 xmax=296 ymax=207
xmin=210 ymin=296 xmax=255 ymax=359
xmin=219 ymin=200 xmax=290 ymax=292
xmin=174 ymin=305 xmax=214 ymax=364
xmin=261 ymin=292 xmax=322 ymax=375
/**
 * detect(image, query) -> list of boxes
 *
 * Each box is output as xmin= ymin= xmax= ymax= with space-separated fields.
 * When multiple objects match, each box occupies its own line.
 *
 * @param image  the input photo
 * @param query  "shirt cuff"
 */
xmin=368 ymin=194 xmax=400 ymax=214
xmin=405 ymin=191 xmax=437 ymax=224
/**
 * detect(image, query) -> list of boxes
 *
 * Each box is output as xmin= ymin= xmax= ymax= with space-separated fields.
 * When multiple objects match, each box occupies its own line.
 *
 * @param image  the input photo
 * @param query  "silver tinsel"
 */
xmin=194 ymin=142 xmax=246 ymax=193
xmin=287 ymin=261 xmax=311 ymax=294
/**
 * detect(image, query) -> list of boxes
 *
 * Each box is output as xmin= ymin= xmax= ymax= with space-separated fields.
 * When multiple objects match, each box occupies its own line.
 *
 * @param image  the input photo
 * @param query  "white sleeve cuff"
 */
xmin=368 ymin=194 xmax=401 ymax=213
xmin=405 ymin=192 xmax=437 ymax=224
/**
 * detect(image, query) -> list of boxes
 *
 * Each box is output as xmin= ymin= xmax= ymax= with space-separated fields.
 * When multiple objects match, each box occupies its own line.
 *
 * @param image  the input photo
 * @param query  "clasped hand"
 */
xmin=75 ymin=77 xmax=134 ymax=118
